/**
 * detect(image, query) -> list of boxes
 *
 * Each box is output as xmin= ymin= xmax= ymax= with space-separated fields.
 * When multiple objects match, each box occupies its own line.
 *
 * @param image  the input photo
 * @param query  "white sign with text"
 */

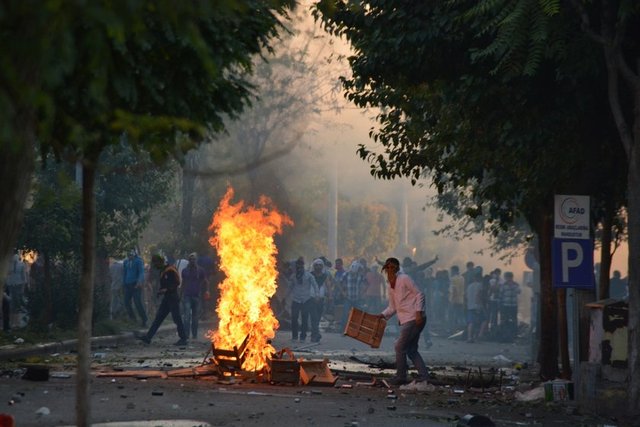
xmin=554 ymin=195 xmax=590 ymax=239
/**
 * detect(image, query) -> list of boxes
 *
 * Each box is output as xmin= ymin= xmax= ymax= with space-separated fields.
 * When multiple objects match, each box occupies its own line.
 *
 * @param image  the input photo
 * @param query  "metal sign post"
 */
xmin=552 ymin=195 xmax=594 ymax=391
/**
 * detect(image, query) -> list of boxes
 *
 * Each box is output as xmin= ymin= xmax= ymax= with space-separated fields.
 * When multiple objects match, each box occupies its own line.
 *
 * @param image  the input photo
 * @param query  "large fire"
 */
xmin=208 ymin=187 xmax=292 ymax=371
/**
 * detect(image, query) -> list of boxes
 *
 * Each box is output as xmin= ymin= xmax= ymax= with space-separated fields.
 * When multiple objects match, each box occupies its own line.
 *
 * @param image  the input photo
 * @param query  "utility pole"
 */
xmin=328 ymin=160 xmax=338 ymax=262
xmin=401 ymin=183 xmax=409 ymax=248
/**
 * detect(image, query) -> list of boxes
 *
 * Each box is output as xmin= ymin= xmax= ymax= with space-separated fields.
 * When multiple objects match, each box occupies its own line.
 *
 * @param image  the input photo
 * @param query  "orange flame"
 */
xmin=208 ymin=187 xmax=292 ymax=371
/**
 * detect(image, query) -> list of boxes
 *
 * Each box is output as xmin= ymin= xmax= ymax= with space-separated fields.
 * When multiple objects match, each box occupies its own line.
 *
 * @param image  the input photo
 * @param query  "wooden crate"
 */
xmin=266 ymin=348 xmax=300 ymax=384
xmin=300 ymin=358 xmax=337 ymax=386
xmin=267 ymin=358 xmax=300 ymax=384
xmin=343 ymin=307 xmax=386 ymax=348
xmin=211 ymin=334 xmax=249 ymax=373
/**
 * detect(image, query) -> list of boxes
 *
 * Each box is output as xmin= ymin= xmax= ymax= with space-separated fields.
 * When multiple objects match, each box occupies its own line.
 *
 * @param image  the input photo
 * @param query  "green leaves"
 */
xmin=1 ymin=0 xmax=294 ymax=162
xmin=314 ymin=0 xmax=623 ymax=251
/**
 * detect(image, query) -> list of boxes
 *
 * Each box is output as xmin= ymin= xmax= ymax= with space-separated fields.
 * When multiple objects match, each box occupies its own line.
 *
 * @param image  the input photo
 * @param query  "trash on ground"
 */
xmin=515 ymin=386 xmax=545 ymax=402
xmin=399 ymin=381 xmax=437 ymax=392
xmin=35 ymin=407 xmax=50 ymax=416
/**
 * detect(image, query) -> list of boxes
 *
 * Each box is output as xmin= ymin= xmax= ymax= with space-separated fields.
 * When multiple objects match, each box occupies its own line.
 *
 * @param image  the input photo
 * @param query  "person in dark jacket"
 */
xmin=181 ymin=252 xmax=208 ymax=340
xmin=138 ymin=255 xmax=188 ymax=346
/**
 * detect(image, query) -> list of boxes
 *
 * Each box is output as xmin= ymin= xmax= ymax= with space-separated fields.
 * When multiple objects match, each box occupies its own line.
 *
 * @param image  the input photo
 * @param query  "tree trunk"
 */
xmin=568 ymin=1 xmax=640 ymax=413
xmin=627 ymin=118 xmax=640 ymax=415
xmin=600 ymin=35 xmax=640 ymax=417
xmin=0 ymin=125 xmax=36 ymax=314
xmin=76 ymin=159 xmax=97 ymax=426
xmin=599 ymin=206 xmax=613 ymax=298
xmin=537 ymin=203 xmax=560 ymax=380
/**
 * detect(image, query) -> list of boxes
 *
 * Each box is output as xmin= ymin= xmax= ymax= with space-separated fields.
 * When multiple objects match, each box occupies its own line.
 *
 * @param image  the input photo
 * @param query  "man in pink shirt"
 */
xmin=379 ymin=257 xmax=430 ymax=386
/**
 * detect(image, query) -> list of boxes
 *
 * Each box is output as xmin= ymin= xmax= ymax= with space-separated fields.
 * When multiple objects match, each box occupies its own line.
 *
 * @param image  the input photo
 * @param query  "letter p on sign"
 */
xmin=552 ymin=238 xmax=594 ymax=289
xmin=561 ymin=242 xmax=583 ymax=282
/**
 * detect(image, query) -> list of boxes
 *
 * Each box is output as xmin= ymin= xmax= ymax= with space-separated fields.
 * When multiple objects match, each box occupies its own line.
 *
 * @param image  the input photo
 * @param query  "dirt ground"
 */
xmin=0 ymin=323 xmax=625 ymax=427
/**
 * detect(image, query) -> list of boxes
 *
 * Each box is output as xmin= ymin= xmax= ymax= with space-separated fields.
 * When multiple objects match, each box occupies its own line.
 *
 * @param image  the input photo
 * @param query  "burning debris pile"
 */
xmin=207 ymin=186 xmax=292 ymax=373
xmin=203 ymin=188 xmax=335 ymax=386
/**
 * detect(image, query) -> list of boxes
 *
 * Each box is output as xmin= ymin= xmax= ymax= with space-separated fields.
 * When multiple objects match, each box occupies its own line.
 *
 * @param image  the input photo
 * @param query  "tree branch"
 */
xmin=568 ymin=0 xmax=636 ymax=156
xmin=614 ymin=50 xmax=640 ymax=93
xmin=567 ymin=0 xmax=605 ymax=45
xmin=183 ymin=142 xmax=297 ymax=178
xmin=605 ymin=48 xmax=633 ymax=157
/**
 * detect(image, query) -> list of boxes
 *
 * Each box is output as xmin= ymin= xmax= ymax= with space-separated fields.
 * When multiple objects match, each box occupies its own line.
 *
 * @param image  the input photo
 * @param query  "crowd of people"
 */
xmin=274 ymin=255 xmax=536 ymax=346
xmin=111 ymin=250 xmax=214 ymax=346
xmin=0 ymin=249 xmax=216 ymax=341
xmin=2 ymin=248 xmax=631 ymax=353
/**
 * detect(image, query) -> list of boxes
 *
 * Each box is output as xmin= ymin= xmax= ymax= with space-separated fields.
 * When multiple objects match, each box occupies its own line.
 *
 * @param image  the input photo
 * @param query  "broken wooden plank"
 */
xmin=166 ymin=365 xmax=220 ymax=377
xmin=96 ymin=370 xmax=168 ymax=379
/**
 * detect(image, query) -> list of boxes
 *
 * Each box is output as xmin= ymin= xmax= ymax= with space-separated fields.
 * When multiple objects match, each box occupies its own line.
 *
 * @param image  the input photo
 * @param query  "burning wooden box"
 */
xmin=299 ymin=358 xmax=337 ymax=386
xmin=266 ymin=349 xmax=300 ymax=384
xmin=210 ymin=334 xmax=249 ymax=375
xmin=343 ymin=307 xmax=386 ymax=348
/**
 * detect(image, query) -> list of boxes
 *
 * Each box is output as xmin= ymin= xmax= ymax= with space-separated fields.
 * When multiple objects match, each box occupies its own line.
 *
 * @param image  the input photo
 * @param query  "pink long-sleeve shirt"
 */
xmin=381 ymin=273 xmax=425 ymax=325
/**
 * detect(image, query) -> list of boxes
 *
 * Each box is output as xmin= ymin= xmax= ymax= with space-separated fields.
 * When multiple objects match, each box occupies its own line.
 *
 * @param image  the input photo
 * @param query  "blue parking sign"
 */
xmin=552 ymin=238 xmax=594 ymax=289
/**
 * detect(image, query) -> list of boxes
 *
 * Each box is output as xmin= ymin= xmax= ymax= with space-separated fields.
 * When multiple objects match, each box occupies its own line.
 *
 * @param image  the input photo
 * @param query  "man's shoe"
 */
xmin=388 ymin=377 xmax=408 ymax=386
xmin=137 ymin=335 xmax=151 ymax=344
xmin=173 ymin=339 xmax=188 ymax=346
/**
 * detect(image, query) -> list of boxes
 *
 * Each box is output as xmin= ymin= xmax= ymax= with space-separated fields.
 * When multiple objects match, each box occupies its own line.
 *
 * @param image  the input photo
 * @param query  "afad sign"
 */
xmin=554 ymin=195 xmax=589 ymax=239
xmin=552 ymin=195 xmax=594 ymax=289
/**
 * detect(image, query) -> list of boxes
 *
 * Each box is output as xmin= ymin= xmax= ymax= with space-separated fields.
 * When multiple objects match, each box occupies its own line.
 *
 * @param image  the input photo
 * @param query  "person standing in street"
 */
xmin=288 ymin=257 xmax=318 ymax=342
xmin=448 ymin=265 xmax=465 ymax=331
xmin=498 ymin=271 xmax=521 ymax=342
xmin=5 ymin=252 xmax=28 ymax=329
xmin=2 ymin=287 xmax=10 ymax=332
xmin=122 ymin=249 xmax=148 ymax=328
xmin=379 ymin=257 xmax=430 ymax=386
xmin=465 ymin=271 xmax=484 ymax=343
xmin=341 ymin=260 xmax=366 ymax=331
xmin=309 ymin=258 xmax=330 ymax=343
xmin=138 ymin=255 xmax=188 ymax=346
xmin=181 ymin=252 xmax=208 ymax=340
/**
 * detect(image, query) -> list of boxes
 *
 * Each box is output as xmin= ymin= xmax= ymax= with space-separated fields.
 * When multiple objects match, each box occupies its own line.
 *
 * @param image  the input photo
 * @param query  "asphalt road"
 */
xmin=0 ymin=323 xmax=617 ymax=427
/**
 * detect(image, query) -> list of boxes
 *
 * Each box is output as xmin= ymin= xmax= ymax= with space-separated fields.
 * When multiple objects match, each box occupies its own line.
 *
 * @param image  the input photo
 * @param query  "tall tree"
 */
xmin=567 ymin=1 xmax=640 ymax=411
xmin=187 ymin=1 xmax=346 ymax=200
xmin=17 ymin=146 xmax=176 ymax=328
xmin=460 ymin=0 xmax=639 ymax=412
xmin=2 ymin=2 xmax=293 ymax=425
xmin=313 ymin=0 xmax=625 ymax=380
xmin=96 ymin=142 xmax=177 ymax=256
xmin=170 ymin=2 xmax=348 ymax=256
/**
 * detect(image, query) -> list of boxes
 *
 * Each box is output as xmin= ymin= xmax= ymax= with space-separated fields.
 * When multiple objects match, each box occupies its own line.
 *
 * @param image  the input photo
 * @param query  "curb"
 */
xmin=0 ymin=322 xmax=203 ymax=361
xmin=0 ymin=332 xmax=139 ymax=361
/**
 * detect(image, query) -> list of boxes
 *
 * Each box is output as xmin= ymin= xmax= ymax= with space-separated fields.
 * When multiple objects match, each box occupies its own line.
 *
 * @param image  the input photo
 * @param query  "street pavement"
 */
xmin=0 ymin=322 xmax=618 ymax=426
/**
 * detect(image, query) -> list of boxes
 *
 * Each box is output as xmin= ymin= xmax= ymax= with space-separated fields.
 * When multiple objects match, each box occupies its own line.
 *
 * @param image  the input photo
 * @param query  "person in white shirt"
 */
xmin=287 ymin=257 xmax=319 ymax=342
xmin=379 ymin=257 xmax=430 ymax=386
xmin=5 ymin=253 xmax=28 ymax=329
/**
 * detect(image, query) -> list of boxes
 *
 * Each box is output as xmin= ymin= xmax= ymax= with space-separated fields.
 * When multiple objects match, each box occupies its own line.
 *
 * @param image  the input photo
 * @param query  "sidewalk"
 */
xmin=0 ymin=322 xmax=203 ymax=361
